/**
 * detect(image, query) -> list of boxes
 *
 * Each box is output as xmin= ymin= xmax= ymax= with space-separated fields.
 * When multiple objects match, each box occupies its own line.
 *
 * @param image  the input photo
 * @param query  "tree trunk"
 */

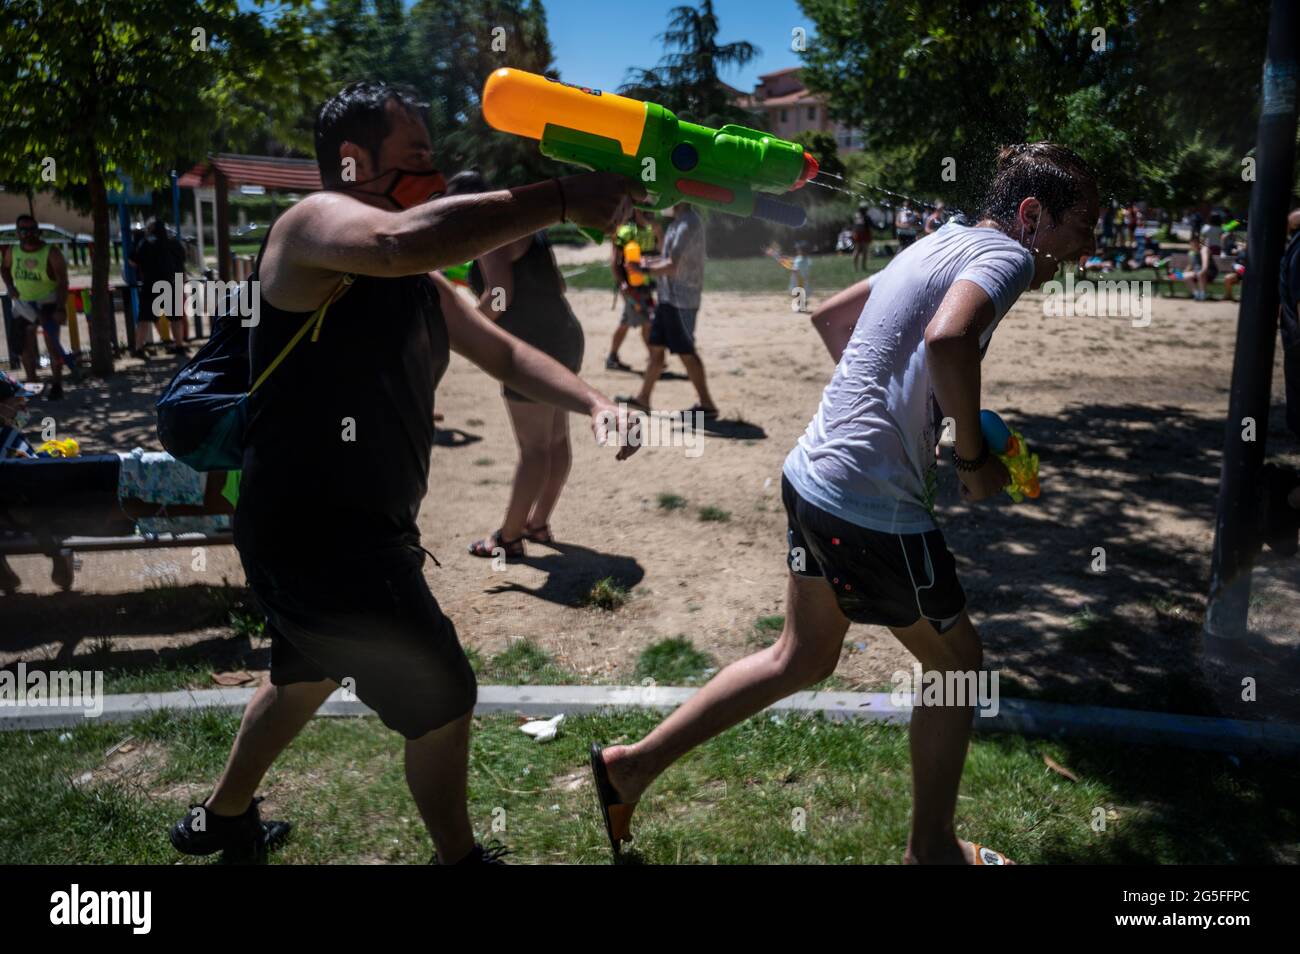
xmin=86 ymin=149 xmax=114 ymax=377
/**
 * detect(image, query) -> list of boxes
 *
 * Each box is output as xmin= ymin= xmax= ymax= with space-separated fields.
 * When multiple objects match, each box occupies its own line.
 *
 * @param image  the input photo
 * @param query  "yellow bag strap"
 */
xmin=248 ymin=275 xmax=353 ymax=396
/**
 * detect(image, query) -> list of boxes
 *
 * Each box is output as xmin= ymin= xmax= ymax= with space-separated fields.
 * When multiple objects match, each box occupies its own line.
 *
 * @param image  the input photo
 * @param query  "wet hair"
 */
xmin=314 ymin=81 xmax=429 ymax=189
xmin=445 ymin=170 xmax=490 ymax=196
xmin=15 ymin=213 xmax=36 ymax=228
xmin=981 ymin=142 xmax=1097 ymax=230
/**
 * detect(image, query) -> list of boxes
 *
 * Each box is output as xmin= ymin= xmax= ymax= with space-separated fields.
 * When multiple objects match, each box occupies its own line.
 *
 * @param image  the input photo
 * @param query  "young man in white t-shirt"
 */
xmin=591 ymin=143 xmax=1099 ymax=864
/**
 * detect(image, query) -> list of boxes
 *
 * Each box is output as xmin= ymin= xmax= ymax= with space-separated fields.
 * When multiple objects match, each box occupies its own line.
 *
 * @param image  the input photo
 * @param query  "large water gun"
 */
xmin=481 ymin=68 xmax=819 ymax=239
xmin=979 ymin=410 xmax=1040 ymax=502
xmin=441 ymin=261 xmax=472 ymax=286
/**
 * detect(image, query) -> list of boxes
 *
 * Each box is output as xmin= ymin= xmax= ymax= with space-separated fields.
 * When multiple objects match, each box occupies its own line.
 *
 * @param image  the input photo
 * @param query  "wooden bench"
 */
xmin=1153 ymin=253 xmax=1236 ymax=300
xmin=1 ymin=527 xmax=233 ymax=591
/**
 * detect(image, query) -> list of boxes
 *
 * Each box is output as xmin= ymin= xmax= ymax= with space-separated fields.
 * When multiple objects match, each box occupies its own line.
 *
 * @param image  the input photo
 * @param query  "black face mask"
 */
xmin=353 ymin=167 xmax=447 ymax=209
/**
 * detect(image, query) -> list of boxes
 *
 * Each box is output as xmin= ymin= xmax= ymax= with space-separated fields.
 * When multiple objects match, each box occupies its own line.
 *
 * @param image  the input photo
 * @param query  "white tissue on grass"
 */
xmin=519 ymin=714 xmax=565 ymax=743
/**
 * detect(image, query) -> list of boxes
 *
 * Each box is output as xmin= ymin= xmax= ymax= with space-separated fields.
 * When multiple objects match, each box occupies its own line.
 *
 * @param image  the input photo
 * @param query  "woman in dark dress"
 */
xmin=447 ymin=171 xmax=586 ymax=560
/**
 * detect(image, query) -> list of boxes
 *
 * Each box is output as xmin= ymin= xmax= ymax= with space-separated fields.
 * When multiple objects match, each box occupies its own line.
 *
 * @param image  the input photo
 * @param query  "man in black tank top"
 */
xmin=169 ymin=81 xmax=641 ymax=865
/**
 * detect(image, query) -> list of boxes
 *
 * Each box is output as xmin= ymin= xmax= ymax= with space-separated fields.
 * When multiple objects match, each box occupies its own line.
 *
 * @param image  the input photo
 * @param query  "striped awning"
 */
xmin=178 ymin=154 xmax=321 ymax=191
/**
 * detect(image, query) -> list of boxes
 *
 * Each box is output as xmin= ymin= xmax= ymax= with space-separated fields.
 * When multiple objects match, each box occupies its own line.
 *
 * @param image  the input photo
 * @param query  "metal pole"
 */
xmin=171 ymin=170 xmax=181 ymax=236
xmin=1204 ymin=0 xmax=1300 ymax=639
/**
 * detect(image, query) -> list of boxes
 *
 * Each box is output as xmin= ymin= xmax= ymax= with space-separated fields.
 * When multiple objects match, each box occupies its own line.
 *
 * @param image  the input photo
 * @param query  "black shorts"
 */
xmin=241 ymin=544 xmax=477 ymax=739
xmin=782 ymin=475 xmax=966 ymax=633
xmin=647 ymin=301 xmax=697 ymax=356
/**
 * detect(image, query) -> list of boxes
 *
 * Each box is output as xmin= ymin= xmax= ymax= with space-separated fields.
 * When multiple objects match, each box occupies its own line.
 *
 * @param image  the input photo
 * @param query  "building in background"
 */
xmin=0 ymin=189 xmax=93 ymax=235
xmin=734 ymin=68 xmax=863 ymax=153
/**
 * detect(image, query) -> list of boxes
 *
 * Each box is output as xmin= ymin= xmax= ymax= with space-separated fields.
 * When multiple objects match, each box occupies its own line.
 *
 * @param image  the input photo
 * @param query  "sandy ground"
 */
xmin=4 ymin=277 xmax=1299 ymax=722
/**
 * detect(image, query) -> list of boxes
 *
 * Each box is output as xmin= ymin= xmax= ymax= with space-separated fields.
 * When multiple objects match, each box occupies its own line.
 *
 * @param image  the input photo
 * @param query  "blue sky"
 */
xmin=544 ymin=0 xmax=813 ymax=95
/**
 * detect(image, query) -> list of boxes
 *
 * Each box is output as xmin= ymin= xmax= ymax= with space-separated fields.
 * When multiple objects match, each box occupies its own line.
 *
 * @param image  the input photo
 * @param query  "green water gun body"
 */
xmin=481 ymin=69 xmax=819 ymax=240
xmin=979 ymin=410 xmax=1041 ymax=503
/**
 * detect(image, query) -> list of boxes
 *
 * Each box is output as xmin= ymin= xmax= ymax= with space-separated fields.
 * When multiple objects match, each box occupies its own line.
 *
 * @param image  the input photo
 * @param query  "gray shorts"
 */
xmin=620 ymin=287 xmax=655 ymax=328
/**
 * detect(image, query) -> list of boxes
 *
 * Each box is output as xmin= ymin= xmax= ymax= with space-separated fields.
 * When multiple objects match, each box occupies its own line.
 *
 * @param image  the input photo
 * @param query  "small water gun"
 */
xmin=36 ymin=437 xmax=80 ymax=458
xmin=481 ymin=68 xmax=819 ymax=240
xmin=441 ymin=261 xmax=473 ymax=286
xmin=765 ymin=244 xmax=795 ymax=270
xmin=623 ymin=239 xmax=648 ymax=287
xmin=979 ymin=410 xmax=1039 ymax=502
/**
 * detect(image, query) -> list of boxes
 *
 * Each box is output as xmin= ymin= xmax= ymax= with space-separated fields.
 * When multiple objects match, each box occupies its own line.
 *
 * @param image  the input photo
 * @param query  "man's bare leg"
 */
xmin=609 ymin=323 xmax=629 ymax=361
xmin=601 ymin=573 xmax=848 ymax=803
xmin=207 ymin=678 xmax=337 ymax=816
xmin=21 ymin=324 xmax=38 ymax=382
xmin=889 ymin=612 xmax=1001 ymax=864
xmin=679 ymin=353 xmax=716 ymax=412
xmin=634 ymin=344 xmax=667 ymax=407
xmin=405 ymin=710 xmax=476 ymax=863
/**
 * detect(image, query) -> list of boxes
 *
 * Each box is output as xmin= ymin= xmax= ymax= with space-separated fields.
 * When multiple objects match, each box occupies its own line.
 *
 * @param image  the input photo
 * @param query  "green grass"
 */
xmin=566 ymin=251 xmax=883 ymax=294
xmin=656 ymin=492 xmax=688 ymax=512
xmin=563 ymin=251 xmax=1235 ymax=301
xmin=582 ymin=576 xmax=629 ymax=611
xmin=749 ymin=615 xmax=786 ymax=648
xmin=3 ymin=709 xmax=1295 ymax=864
xmin=635 ymin=636 xmax=715 ymax=685
xmin=698 ymin=505 xmax=731 ymax=523
xmin=472 ymin=639 xmax=573 ymax=686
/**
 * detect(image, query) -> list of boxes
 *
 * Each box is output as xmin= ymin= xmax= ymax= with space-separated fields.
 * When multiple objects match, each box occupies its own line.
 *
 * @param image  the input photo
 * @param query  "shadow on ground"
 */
xmin=942 ymin=398 xmax=1300 ymax=722
xmin=483 ymin=541 xmax=645 ymax=607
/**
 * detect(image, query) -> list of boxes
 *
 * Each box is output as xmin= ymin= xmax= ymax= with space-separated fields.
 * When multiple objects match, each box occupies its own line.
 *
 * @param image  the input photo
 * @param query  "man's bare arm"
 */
xmin=49 ymin=246 xmax=69 ymax=304
xmin=286 ymin=172 xmax=638 ymax=279
xmin=924 ymin=280 xmax=998 ymax=459
xmin=1 ymin=247 xmax=14 ymax=298
xmin=811 ymin=275 xmax=874 ymax=362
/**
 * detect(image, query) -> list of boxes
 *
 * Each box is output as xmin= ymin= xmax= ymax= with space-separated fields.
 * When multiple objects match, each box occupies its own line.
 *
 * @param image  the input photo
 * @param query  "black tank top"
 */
xmin=469 ymin=232 xmax=582 ymax=359
xmin=234 ymin=219 xmax=450 ymax=558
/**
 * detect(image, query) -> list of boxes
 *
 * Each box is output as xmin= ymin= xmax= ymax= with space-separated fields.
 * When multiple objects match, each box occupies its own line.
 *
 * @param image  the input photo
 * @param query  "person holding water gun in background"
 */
xmin=589 ymin=143 xmax=1097 ymax=865
xmin=607 ymin=208 xmax=662 ymax=371
xmin=766 ymin=240 xmax=813 ymax=312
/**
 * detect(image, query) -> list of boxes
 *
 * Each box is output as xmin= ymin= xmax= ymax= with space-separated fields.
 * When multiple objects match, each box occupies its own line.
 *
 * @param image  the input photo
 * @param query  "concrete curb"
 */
xmin=2 ymin=684 xmax=1298 ymax=756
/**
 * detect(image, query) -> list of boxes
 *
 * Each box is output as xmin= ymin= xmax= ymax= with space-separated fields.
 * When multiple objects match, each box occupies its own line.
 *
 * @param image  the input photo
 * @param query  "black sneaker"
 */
xmin=169 ymin=796 xmax=290 ymax=858
xmin=431 ymin=841 xmax=510 ymax=865
xmin=606 ymin=355 xmax=632 ymax=371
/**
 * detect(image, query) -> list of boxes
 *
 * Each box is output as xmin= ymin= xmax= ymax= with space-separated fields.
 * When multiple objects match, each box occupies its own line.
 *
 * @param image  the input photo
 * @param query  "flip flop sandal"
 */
xmin=971 ymin=843 xmax=1013 ymax=865
xmin=524 ymin=523 xmax=554 ymax=544
xmin=589 ymin=743 xmax=637 ymax=857
xmin=676 ymin=404 xmax=719 ymax=420
xmin=467 ymin=529 xmax=524 ymax=559
xmin=616 ymin=395 xmax=651 ymax=414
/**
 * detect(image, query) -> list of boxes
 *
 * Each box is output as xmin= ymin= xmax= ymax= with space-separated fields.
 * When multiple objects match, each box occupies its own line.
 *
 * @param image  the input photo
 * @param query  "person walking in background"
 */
xmin=130 ymin=217 xmax=190 ymax=357
xmin=607 ymin=208 xmax=660 ymax=372
xmin=851 ymin=203 xmax=873 ymax=271
xmin=790 ymin=241 xmax=813 ymax=312
xmin=1 ymin=213 xmax=74 ymax=399
xmin=618 ymin=201 xmax=717 ymax=420
xmin=895 ymin=199 xmax=920 ymax=250
xmin=1182 ymin=230 xmax=1218 ymax=301
xmin=451 ymin=171 xmax=588 ymax=561
xmin=1201 ymin=212 xmax=1224 ymax=255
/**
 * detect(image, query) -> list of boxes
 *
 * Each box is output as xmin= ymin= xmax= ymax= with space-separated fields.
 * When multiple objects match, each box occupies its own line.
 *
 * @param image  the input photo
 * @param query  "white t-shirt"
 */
xmin=783 ymin=222 xmax=1034 ymax=533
